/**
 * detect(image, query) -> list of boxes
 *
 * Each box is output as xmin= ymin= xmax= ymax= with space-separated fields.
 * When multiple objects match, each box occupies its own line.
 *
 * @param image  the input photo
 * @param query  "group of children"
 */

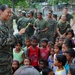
xmin=12 ymin=28 xmax=75 ymax=75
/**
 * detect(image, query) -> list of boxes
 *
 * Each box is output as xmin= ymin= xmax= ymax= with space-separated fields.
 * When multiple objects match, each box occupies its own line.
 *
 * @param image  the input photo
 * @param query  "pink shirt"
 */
xmin=40 ymin=47 xmax=50 ymax=60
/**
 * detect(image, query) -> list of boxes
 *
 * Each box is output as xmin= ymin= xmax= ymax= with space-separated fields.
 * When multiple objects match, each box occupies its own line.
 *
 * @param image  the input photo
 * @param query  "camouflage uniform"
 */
xmin=17 ymin=17 xmax=29 ymax=44
xmin=0 ymin=19 xmax=21 ymax=75
xmin=34 ymin=18 xmax=49 ymax=42
xmin=27 ymin=17 xmax=35 ymax=37
xmin=46 ymin=18 xmax=57 ymax=42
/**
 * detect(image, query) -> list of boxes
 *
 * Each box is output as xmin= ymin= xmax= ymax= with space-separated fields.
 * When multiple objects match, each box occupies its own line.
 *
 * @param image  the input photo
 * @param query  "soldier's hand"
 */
xmin=19 ymin=28 xmax=26 ymax=35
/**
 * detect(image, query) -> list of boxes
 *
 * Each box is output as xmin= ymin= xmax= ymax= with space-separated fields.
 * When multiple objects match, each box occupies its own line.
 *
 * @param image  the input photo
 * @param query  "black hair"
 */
xmin=64 ymin=38 xmax=73 ymax=48
xmin=25 ymin=37 xmax=31 ymax=41
xmin=53 ymin=14 xmax=57 ymax=17
xmin=66 ymin=29 xmax=74 ymax=37
xmin=0 ymin=4 xmax=9 ymax=11
xmin=39 ymin=59 xmax=48 ymax=67
xmin=41 ymin=38 xmax=48 ymax=43
xmin=56 ymin=54 xmax=67 ymax=66
xmin=16 ymin=41 xmax=22 ymax=47
xmin=29 ymin=11 xmax=34 ymax=16
xmin=54 ymin=44 xmax=62 ymax=50
xmin=69 ymin=64 xmax=75 ymax=75
xmin=42 ymin=67 xmax=53 ymax=75
xmin=64 ymin=7 xmax=68 ymax=10
xmin=65 ymin=48 xmax=75 ymax=58
xmin=30 ymin=36 xmax=38 ymax=42
xmin=37 ymin=12 xmax=42 ymax=15
xmin=24 ymin=57 xmax=31 ymax=62
xmin=12 ymin=60 xmax=19 ymax=74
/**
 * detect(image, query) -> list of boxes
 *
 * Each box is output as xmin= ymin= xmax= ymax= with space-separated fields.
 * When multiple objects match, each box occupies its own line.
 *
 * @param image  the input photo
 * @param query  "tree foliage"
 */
xmin=0 ymin=0 xmax=28 ymax=8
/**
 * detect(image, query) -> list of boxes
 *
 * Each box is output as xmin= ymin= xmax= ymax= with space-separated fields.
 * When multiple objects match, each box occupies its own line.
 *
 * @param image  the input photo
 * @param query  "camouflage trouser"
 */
xmin=0 ymin=64 xmax=12 ymax=75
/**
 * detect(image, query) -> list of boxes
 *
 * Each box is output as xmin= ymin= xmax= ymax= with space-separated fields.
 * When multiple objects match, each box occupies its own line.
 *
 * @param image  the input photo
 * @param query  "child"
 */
xmin=23 ymin=38 xmax=31 ymax=57
xmin=66 ymin=29 xmax=74 ymax=40
xmin=48 ymin=41 xmax=54 ymax=51
xmin=38 ymin=59 xmax=48 ymax=72
xmin=12 ymin=60 xmax=19 ymax=74
xmin=48 ymin=46 xmax=54 ymax=68
xmin=55 ymin=37 xmax=60 ymax=45
xmin=68 ymin=64 xmax=75 ymax=75
xmin=65 ymin=49 xmax=75 ymax=74
xmin=42 ymin=67 xmax=54 ymax=75
xmin=26 ymin=36 xmax=40 ymax=68
xmin=13 ymin=42 xmax=25 ymax=65
xmin=62 ymin=41 xmax=73 ymax=54
xmin=59 ymin=37 xmax=65 ymax=46
xmin=54 ymin=44 xmax=62 ymax=61
xmin=24 ymin=57 xmax=31 ymax=66
xmin=40 ymin=38 xmax=50 ymax=60
xmin=54 ymin=54 xmax=67 ymax=75
xmin=53 ymin=44 xmax=62 ymax=72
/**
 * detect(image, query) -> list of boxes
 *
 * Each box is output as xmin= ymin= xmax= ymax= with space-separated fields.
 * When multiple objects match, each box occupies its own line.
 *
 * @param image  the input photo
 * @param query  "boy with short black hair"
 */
xmin=40 ymin=38 xmax=49 ymax=60
xmin=26 ymin=36 xmax=40 ymax=69
xmin=54 ymin=54 xmax=67 ymax=75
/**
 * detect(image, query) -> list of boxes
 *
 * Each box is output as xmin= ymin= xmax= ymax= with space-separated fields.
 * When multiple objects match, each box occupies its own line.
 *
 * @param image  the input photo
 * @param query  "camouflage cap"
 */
xmin=14 ymin=66 xmax=40 ymax=75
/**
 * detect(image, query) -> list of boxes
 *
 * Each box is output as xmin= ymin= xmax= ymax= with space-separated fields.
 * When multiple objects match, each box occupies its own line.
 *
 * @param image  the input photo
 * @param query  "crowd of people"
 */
xmin=0 ymin=4 xmax=75 ymax=75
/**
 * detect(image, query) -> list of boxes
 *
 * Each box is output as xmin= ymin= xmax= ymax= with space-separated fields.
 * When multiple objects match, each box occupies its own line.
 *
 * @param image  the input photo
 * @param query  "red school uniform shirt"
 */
xmin=40 ymin=47 xmax=49 ymax=60
xmin=28 ymin=46 xmax=39 ymax=66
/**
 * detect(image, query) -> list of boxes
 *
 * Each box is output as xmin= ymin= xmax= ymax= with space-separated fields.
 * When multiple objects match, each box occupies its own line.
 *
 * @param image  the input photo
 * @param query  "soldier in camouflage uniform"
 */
xmin=27 ymin=11 xmax=35 ymax=37
xmin=45 ymin=11 xmax=57 ymax=42
xmin=34 ymin=12 xmax=49 ymax=43
xmin=17 ymin=11 xmax=29 ymax=45
xmin=0 ymin=4 xmax=26 ymax=75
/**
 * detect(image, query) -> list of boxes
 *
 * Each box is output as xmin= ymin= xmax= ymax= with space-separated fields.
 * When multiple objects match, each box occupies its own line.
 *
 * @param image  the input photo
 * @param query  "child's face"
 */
xmin=25 ymin=40 xmax=31 ymax=47
xmin=50 ymin=48 xmax=54 ymax=55
xmin=48 ymin=44 xmax=52 ymax=50
xmin=39 ymin=62 xmax=45 ymax=69
xmin=59 ymin=39 xmax=63 ymax=45
xmin=16 ymin=43 xmax=21 ymax=50
xmin=62 ymin=44 xmax=68 ymax=53
xmin=12 ymin=61 xmax=19 ymax=70
xmin=48 ymin=71 xmax=54 ymax=75
xmin=41 ymin=41 xmax=47 ymax=47
xmin=65 ymin=53 xmax=72 ymax=61
xmin=55 ymin=39 xmax=59 ymax=45
xmin=67 ymin=32 xmax=72 ymax=39
xmin=31 ymin=39 xmax=38 ymax=47
xmin=54 ymin=46 xmax=60 ymax=54
xmin=24 ymin=59 xmax=30 ymax=66
xmin=54 ymin=58 xmax=59 ymax=66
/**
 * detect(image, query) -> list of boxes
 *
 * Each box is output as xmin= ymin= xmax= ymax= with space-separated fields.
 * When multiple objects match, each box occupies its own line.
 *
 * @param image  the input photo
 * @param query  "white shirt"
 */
xmin=55 ymin=67 xmax=66 ymax=75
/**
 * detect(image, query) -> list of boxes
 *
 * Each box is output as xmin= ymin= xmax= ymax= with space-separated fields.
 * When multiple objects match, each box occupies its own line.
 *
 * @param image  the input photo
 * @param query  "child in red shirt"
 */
xmin=40 ymin=38 xmax=49 ymax=60
xmin=26 ymin=36 xmax=40 ymax=68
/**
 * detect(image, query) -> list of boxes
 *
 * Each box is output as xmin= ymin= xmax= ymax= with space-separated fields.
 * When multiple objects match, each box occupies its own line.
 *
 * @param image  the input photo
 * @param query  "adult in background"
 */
xmin=26 ymin=11 xmax=35 ymax=37
xmin=59 ymin=7 xmax=73 ymax=23
xmin=45 ymin=11 xmax=57 ymax=42
xmin=17 ymin=11 xmax=29 ymax=45
xmin=57 ymin=15 xmax=70 ymax=38
xmin=0 ymin=4 xmax=26 ymax=75
xmin=33 ymin=12 xmax=49 ymax=43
